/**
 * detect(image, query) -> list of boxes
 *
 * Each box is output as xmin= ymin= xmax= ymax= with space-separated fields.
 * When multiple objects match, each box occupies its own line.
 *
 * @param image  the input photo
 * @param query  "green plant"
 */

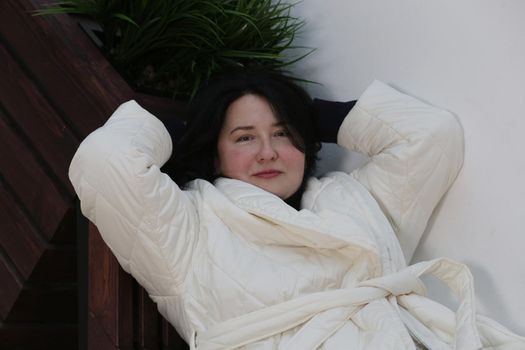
xmin=35 ymin=0 xmax=312 ymax=99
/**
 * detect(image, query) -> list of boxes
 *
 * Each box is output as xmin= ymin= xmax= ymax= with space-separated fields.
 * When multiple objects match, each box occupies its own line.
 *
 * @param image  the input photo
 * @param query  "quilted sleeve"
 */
xmin=337 ymin=81 xmax=464 ymax=261
xmin=69 ymin=100 xmax=198 ymax=296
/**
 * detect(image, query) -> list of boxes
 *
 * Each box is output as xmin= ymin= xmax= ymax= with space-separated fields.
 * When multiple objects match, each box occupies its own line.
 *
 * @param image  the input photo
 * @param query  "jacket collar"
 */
xmin=192 ymin=178 xmax=382 ymax=275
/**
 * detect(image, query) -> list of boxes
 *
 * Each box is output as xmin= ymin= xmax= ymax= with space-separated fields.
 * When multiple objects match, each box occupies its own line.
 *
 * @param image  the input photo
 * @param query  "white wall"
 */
xmin=288 ymin=0 xmax=525 ymax=335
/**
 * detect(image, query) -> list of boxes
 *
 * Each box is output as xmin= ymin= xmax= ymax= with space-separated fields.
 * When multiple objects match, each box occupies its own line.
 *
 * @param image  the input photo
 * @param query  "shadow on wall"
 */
xmin=315 ymin=143 xmax=368 ymax=177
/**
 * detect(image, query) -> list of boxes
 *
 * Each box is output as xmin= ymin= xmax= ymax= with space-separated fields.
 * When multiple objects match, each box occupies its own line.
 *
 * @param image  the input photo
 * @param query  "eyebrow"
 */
xmin=229 ymin=122 xmax=285 ymax=135
xmin=230 ymin=126 xmax=253 ymax=134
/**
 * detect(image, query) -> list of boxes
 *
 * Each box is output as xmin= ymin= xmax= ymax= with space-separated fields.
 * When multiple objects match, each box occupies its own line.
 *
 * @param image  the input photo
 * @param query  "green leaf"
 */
xmin=34 ymin=0 xmax=315 ymax=100
xmin=112 ymin=13 xmax=139 ymax=27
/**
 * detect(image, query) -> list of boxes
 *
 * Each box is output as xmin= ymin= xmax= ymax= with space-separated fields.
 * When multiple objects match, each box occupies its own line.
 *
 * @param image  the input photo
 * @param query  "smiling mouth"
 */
xmin=253 ymin=170 xmax=282 ymax=179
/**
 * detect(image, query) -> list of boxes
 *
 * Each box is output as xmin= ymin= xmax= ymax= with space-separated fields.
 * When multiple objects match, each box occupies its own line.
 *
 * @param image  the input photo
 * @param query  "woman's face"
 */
xmin=216 ymin=94 xmax=305 ymax=199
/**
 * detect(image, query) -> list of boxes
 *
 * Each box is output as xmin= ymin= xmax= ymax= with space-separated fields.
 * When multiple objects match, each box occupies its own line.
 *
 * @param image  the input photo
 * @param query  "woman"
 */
xmin=69 ymin=70 xmax=524 ymax=349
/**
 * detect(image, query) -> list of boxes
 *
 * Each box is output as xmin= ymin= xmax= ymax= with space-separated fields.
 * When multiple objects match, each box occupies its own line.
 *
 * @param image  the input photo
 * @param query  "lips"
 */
xmin=253 ymin=169 xmax=282 ymax=179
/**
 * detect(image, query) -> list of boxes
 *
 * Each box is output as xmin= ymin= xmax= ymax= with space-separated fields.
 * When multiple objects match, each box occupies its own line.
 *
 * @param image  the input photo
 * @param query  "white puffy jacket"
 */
xmin=69 ymin=81 xmax=525 ymax=349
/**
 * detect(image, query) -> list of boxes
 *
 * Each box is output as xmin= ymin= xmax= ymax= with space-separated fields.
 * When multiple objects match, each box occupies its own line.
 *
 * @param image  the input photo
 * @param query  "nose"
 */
xmin=256 ymin=139 xmax=278 ymax=162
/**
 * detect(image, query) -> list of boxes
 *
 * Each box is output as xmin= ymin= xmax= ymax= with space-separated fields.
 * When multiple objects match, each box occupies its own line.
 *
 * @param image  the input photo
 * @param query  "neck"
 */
xmin=284 ymin=182 xmax=306 ymax=210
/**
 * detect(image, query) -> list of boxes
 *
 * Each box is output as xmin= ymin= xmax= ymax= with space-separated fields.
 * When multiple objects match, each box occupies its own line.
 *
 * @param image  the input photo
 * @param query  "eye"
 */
xmin=235 ymin=135 xmax=254 ymax=143
xmin=274 ymin=128 xmax=290 ymax=137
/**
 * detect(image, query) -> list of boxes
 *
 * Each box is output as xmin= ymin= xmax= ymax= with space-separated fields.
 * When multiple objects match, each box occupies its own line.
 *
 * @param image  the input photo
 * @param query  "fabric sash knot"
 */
xmin=194 ymin=258 xmax=483 ymax=350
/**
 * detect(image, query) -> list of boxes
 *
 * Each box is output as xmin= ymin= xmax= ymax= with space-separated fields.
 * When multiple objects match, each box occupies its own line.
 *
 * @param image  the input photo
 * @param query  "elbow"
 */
xmin=445 ymin=111 xmax=464 ymax=160
xmin=68 ymin=128 xmax=118 ymax=216
xmin=432 ymin=110 xmax=465 ymax=181
xmin=70 ymin=130 xmax=110 ymax=181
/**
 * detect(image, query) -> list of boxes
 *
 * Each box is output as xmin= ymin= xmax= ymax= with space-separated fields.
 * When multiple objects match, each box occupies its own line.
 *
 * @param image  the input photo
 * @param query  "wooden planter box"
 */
xmin=0 ymin=0 xmax=188 ymax=348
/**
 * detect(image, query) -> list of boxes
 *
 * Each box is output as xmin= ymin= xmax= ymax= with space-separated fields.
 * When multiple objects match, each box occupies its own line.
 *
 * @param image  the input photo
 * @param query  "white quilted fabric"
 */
xmin=70 ymin=81 xmax=524 ymax=349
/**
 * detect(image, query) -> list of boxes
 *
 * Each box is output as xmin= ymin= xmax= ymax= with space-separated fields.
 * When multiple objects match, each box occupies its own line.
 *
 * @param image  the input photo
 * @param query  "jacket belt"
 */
xmin=195 ymin=258 xmax=481 ymax=350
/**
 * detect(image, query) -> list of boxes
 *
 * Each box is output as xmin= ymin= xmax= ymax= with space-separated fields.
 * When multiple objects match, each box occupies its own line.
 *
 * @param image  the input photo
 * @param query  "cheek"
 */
xmin=281 ymin=147 xmax=306 ymax=173
xmin=217 ymin=146 xmax=254 ymax=175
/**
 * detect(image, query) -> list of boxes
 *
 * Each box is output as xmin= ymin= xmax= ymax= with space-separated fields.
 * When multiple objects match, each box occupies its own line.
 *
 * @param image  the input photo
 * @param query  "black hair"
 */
xmin=163 ymin=69 xmax=321 ymax=198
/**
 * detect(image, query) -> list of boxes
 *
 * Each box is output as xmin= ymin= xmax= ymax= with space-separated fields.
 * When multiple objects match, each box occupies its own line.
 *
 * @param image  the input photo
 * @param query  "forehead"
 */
xmin=223 ymin=94 xmax=280 ymax=128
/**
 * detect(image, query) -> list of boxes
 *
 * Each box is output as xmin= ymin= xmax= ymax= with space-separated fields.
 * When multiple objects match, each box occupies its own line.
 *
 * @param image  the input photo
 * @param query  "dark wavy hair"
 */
xmin=164 ymin=69 xmax=321 ymax=191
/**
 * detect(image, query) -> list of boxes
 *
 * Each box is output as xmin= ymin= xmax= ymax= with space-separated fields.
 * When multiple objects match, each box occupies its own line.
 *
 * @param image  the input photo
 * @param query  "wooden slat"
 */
xmin=1 ymin=0 xmax=187 ymax=151
xmin=0 ymin=110 xmax=70 ymax=241
xmin=88 ymin=312 xmax=127 ymax=350
xmin=5 ymin=284 xmax=77 ymax=322
xmin=28 ymin=247 xmax=76 ymax=283
xmin=88 ymin=226 xmax=188 ymax=350
xmin=136 ymin=286 xmax=160 ymax=349
xmin=88 ymin=224 xmax=133 ymax=350
xmin=0 ymin=322 xmax=77 ymax=349
xmin=0 ymin=1 xmax=186 ymax=139
xmin=0 ymin=180 xmax=45 ymax=279
xmin=0 ymin=42 xmax=79 ymax=189
xmin=0 ymin=0 xmax=134 ymax=138
xmin=161 ymin=319 xmax=188 ymax=349
xmin=51 ymin=205 xmax=77 ymax=245
xmin=0 ymin=2 xmax=188 ymax=348
xmin=0 ymin=252 xmax=22 ymax=321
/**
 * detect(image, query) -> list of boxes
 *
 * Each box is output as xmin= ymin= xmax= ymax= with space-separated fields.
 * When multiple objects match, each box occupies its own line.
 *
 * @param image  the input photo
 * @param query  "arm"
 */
xmin=313 ymin=98 xmax=356 ymax=142
xmin=69 ymin=100 xmax=198 ymax=296
xmin=337 ymin=81 xmax=464 ymax=261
